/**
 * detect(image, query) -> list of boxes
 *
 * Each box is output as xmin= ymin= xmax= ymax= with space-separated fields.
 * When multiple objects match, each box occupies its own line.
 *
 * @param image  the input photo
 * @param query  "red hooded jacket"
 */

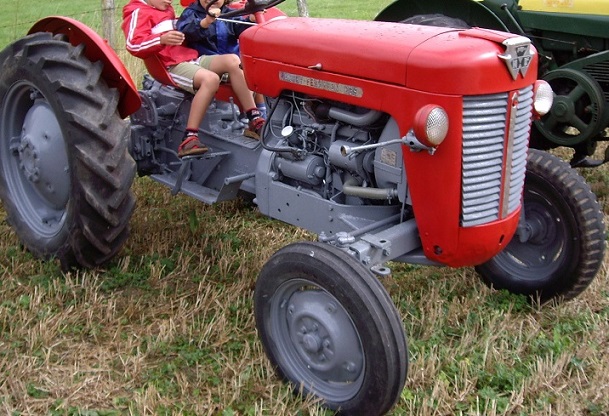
xmin=122 ymin=0 xmax=198 ymax=67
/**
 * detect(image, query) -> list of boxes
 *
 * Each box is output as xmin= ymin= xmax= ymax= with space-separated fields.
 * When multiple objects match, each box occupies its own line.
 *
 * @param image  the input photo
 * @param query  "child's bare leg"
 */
xmin=187 ymin=68 xmax=221 ymax=130
xmin=178 ymin=68 xmax=220 ymax=157
xmin=208 ymin=54 xmax=256 ymax=110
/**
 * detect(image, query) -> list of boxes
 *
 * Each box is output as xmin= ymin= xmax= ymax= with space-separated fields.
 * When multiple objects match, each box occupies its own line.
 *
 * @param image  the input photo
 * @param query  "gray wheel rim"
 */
xmin=0 ymin=81 xmax=70 ymax=237
xmin=490 ymin=193 xmax=568 ymax=280
xmin=268 ymin=278 xmax=365 ymax=402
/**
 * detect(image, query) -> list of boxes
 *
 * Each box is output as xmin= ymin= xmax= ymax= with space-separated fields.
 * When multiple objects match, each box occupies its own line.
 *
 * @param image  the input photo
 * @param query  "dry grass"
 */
xmin=0 ymin=155 xmax=608 ymax=415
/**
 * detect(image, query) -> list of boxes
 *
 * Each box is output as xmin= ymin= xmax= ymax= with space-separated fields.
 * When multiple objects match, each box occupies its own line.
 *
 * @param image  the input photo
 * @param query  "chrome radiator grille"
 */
xmin=461 ymin=85 xmax=533 ymax=227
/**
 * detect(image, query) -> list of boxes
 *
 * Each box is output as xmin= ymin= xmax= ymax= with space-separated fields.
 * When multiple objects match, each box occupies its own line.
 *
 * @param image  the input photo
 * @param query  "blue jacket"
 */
xmin=177 ymin=2 xmax=251 ymax=56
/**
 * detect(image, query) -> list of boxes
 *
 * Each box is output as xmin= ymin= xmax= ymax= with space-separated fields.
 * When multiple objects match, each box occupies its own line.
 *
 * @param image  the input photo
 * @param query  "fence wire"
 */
xmin=1 ymin=5 xmax=126 ymax=51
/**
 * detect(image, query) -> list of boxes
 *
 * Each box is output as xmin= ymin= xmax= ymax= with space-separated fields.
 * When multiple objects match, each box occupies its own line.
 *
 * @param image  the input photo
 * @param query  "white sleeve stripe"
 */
xmin=125 ymin=8 xmax=162 ymax=52
xmin=151 ymin=20 xmax=175 ymax=35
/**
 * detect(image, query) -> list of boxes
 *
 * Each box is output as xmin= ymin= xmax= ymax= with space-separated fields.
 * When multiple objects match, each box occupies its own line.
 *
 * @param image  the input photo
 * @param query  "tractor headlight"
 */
xmin=413 ymin=105 xmax=449 ymax=148
xmin=533 ymin=80 xmax=553 ymax=117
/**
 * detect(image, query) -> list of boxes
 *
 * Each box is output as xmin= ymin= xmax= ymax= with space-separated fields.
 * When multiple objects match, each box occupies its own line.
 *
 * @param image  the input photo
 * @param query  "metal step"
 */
xmin=151 ymin=150 xmax=254 ymax=204
xmin=151 ymin=172 xmax=221 ymax=204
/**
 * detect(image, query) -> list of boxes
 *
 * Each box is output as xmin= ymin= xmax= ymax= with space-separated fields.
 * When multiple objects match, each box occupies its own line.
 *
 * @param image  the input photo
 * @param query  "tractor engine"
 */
xmin=254 ymin=92 xmax=407 ymax=239
xmin=264 ymin=94 xmax=404 ymax=206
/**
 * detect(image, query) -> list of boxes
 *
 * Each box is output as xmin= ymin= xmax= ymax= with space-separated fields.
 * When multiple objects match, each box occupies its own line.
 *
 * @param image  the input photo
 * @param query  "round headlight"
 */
xmin=413 ymin=105 xmax=449 ymax=148
xmin=533 ymin=80 xmax=553 ymax=117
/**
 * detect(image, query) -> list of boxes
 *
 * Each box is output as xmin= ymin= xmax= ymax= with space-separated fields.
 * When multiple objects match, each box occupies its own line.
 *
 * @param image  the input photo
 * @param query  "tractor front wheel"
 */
xmin=0 ymin=33 xmax=136 ymax=269
xmin=476 ymin=149 xmax=605 ymax=304
xmin=255 ymin=241 xmax=408 ymax=415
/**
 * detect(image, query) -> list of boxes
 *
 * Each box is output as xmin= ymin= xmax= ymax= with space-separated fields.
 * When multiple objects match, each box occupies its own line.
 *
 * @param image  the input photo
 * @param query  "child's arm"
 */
xmin=124 ymin=9 xmax=168 ymax=59
xmin=177 ymin=7 xmax=218 ymax=44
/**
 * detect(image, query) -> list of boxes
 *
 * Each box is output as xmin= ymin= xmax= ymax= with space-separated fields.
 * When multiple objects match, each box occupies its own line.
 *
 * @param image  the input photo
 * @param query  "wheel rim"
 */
xmin=488 ymin=184 xmax=573 ymax=281
xmin=535 ymin=68 xmax=604 ymax=146
xmin=0 ymin=81 xmax=70 ymax=237
xmin=269 ymin=278 xmax=365 ymax=402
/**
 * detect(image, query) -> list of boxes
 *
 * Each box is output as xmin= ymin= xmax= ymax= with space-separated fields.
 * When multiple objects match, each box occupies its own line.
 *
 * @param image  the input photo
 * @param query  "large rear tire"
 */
xmin=476 ymin=149 xmax=606 ymax=304
xmin=255 ymin=241 xmax=408 ymax=415
xmin=0 ymin=33 xmax=136 ymax=269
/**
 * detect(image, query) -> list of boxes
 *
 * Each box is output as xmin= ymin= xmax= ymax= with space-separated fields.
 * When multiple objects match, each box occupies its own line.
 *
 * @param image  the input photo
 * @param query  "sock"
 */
xmin=184 ymin=128 xmax=199 ymax=139
xmin=256 ymin=103 xmax=267 ymax=119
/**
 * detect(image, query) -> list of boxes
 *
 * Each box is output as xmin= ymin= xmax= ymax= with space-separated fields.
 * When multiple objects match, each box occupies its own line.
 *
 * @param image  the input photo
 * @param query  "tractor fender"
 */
xmin=375 ymin=0 xmax=509 ymax=32
xmin=28 ymin=17 xmax=141 ymax=118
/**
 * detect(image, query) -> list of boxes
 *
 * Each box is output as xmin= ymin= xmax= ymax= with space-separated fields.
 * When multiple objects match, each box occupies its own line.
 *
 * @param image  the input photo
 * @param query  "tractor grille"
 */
xmin=461 ymin=85 xmax=533 ymax=227
xmin=583 ymin=63 xmax=609 ymax=103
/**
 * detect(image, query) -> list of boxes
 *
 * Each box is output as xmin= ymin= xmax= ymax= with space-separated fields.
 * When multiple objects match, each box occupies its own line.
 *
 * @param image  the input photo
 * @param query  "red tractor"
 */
xmin=0 ymin=0 xmax=605 ymax=414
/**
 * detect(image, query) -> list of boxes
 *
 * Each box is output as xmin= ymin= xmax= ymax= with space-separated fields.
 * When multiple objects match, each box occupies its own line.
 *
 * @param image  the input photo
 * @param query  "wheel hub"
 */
xmin=18 ymin=99 xmax=70 ymax=209
xmin=287 ymin=290 xmax=363 ymax=383
xmin=504 ymin=190 xmax=564 ymax=275
xmin=19 ymin=137 xmax=40 ymax=183
xmin=520 ymin=209 xmax=553 ymax=245
xmin=551 ymin=98 xmax=573 ymax=122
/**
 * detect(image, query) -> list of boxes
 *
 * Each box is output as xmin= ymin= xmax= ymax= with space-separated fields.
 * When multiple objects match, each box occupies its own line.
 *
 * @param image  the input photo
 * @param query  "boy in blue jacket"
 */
xmin=177 ymin=0 xmax=267 ymax=119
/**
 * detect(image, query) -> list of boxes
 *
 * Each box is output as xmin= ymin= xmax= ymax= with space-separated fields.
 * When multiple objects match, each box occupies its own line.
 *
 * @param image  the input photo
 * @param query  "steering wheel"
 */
xmin=205 ymin=0 xmax=287 ymax=19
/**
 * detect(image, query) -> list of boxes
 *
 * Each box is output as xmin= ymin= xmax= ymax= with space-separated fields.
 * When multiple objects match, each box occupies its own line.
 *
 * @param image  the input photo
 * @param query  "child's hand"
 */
xmin=208 ymin=7 xmax=221 ymax=18
xmin=160 ymin=30 xmax=185 ymax=46
xmin=201 ymin=7 xmax=221 ymax=28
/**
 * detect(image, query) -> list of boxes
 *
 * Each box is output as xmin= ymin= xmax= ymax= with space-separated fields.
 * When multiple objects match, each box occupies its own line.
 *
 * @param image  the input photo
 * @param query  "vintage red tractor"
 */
xmin=376 ymin=0 xmax=609 ymax=167
xmin=0 ymin=0 xmax=605 ymax=414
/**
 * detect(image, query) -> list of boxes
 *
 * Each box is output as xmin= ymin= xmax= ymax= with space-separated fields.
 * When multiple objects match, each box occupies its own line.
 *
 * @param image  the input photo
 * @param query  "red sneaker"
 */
xmin=244 ymin=117 xmax=265 ymax=140
xmin=178 ymin=135 xmax=209 ymax=158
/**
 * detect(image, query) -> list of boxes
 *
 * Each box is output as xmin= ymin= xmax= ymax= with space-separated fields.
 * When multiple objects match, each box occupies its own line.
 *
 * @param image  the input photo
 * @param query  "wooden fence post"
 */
xmin=102 ymin=0 xmax=116 ymax=48
xmin=296 ymin=0 xmax=309 ymax=17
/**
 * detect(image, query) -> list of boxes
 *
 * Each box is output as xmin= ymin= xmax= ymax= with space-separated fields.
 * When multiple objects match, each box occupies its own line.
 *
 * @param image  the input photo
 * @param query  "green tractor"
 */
xmin=376 ymin=0 xmax=609 ymax=167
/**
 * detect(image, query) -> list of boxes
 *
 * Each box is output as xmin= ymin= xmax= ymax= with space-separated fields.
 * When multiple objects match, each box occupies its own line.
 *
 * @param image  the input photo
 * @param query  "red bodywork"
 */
xmin=28 ymin=17 xmax=141 ymax=118
xmin=240 ymin=19 xmax=539 ymax=267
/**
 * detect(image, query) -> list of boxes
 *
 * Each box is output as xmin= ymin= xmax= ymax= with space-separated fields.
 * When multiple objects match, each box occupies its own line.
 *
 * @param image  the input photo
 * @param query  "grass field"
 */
xmin=1 ymin=1 xmax=609 ymax=415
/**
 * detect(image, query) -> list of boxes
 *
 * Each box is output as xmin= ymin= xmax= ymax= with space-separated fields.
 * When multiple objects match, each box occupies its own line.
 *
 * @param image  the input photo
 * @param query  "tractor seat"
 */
xmin=142 ymin=54 xmax=242 ymax=109
xmin=143 ymin=55 xmax=178 ymax=87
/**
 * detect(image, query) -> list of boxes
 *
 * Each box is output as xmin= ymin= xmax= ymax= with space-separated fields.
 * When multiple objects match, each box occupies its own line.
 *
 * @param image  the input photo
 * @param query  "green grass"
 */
xmin=1 ymin=0 xmax=107 ymax=47
xmin=0 ymin=0 xmax=395 ymax=48
xmin=1 ymin=1 xmax=609 ymax=415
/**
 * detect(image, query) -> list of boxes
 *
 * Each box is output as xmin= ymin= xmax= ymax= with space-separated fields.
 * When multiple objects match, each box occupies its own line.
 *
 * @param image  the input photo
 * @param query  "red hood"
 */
xmin=239 ymin=18 xmax=536 ymax=95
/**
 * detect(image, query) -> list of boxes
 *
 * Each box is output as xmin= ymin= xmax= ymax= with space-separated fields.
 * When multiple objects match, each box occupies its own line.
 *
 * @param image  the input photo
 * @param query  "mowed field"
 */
xmin=0 ymin=1 xmax=608 ymax=415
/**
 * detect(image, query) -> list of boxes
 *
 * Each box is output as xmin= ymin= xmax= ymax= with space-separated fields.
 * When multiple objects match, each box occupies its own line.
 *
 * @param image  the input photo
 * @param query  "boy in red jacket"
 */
xmin=123 ymin=0 xmax=216 ymax=157
xmin=122 ymin=0 xmax=264 ymax=158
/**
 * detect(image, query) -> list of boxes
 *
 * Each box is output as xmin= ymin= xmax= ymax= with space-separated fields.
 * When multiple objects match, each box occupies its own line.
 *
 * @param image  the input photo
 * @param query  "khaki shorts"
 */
xmin=167 ymin=55 xmax=215 ymax=94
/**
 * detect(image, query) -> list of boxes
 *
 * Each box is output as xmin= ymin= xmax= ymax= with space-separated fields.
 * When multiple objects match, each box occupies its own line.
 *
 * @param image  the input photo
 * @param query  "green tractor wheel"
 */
xmin=534 ymin=68 xmax=605 ymax=147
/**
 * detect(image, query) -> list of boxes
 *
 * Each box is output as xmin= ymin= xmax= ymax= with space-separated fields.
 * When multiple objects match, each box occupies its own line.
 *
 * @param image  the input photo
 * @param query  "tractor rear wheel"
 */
xmin=0 ymin=33 xmax=136 ymax=269
xmin=255 ymin=241 xmax=408 ymax=415
xmin=475 ymin=149 xmax=605 ymax=304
